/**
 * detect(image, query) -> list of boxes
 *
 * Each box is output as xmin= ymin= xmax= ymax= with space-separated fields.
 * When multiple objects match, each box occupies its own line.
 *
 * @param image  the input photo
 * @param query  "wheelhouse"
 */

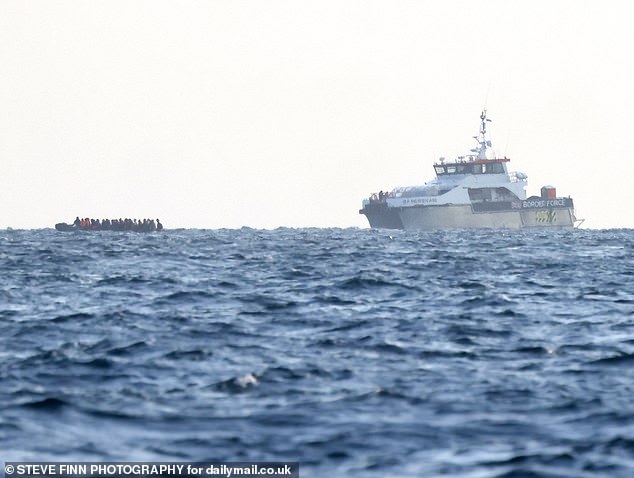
xmin=434 ymin=158 xmax=510 ymax=176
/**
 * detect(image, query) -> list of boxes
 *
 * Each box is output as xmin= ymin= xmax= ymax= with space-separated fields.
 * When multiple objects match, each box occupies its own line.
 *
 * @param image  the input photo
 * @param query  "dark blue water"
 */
xmin=1 ymin=227 xmax=634 ymax=477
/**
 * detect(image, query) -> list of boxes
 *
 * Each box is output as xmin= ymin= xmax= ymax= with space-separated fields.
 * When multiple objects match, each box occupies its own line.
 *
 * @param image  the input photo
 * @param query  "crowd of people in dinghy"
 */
xmin=73 ymin=217 xmax=163 ymax=231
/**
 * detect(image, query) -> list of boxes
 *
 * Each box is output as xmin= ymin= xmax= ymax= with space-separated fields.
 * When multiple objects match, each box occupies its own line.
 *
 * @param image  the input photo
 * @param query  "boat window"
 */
xmin=456 ymin=164 xmax=466 ymax=173
xmin=468 ymin=188 xmax=493 ymax=201
xmin=487 ymin=162 xmax=505 ymax=174
xmin=446 ymin=165 xmax=456 ymax=174
xmin=434 ymin=166 xmax=445 ymax=175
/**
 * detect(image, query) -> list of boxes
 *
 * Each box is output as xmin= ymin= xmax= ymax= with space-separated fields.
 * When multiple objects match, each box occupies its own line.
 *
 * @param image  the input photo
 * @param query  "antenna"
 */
xmin=502 ymin=116 xmax=512 ymax=158
xmin=484 ymin=80 xmax=491 ymax=110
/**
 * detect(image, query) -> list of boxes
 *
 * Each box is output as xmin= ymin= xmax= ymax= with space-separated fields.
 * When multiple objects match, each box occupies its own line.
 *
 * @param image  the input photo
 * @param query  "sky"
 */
xmin=1 ymin=0 xmax=633 ymax=229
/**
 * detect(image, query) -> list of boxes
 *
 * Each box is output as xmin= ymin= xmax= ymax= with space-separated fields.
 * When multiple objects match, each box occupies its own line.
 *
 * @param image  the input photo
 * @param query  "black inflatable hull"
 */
xmin=55 ymin=223 xmax=77 ymax=231
xmin=54 ymin=222 xmax=162 ymax=232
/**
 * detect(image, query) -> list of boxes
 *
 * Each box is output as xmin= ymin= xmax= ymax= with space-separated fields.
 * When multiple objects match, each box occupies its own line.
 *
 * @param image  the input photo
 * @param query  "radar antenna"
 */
xmin=474 ymin=110 xmax=493 ymax=160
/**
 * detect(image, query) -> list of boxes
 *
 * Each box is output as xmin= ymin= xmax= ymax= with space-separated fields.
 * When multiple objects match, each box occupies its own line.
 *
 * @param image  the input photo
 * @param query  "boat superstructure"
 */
xmin=359 ymin=111 xmax=579 ymax=230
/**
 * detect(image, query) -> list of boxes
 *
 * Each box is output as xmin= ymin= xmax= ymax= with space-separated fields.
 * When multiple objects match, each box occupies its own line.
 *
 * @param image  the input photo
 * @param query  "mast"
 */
xmin=472 ymin=110 xmax=492 ymax=160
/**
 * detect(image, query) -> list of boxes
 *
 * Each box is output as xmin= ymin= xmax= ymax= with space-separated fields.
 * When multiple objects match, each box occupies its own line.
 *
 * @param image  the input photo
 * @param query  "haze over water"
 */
xmin=2 ymin=227 xmax=633 ymax=477
xmin=3 ymin=2 xmax=634 ymax=230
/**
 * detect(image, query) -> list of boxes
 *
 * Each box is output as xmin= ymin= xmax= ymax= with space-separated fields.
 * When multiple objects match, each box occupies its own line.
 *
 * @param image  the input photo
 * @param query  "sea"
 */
xmin=1 ymin=227 xmax=633 ymax=478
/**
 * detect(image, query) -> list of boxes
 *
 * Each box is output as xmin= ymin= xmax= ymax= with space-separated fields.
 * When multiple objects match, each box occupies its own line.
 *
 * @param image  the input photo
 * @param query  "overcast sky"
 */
xmin=1 ymin=1 xmax=633 ymax=229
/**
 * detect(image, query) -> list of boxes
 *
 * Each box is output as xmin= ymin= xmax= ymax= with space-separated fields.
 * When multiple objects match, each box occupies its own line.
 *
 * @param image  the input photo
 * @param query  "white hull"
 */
xmin=397 ymin=204 xmax=575 ymax=231
xmin=359 ymin=111 xmax=581 ymax=231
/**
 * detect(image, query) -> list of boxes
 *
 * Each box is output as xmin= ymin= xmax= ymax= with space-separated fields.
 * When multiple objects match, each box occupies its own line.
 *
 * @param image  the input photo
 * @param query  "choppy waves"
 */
xmin=1 ymin=227 xmax=634 ymax=477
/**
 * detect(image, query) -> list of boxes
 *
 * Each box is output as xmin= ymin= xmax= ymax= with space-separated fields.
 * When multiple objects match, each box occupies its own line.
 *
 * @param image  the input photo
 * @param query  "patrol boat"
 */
xmin=359 ymin=111 xmax=580 ymax=230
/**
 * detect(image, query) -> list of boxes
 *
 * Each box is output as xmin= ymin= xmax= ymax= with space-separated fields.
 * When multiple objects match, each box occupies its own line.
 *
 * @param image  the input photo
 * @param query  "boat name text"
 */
xmin=522 ymin=199 xmax=567 ymax=208
xmin=400 ymin=197 xmax=439 ymax=206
